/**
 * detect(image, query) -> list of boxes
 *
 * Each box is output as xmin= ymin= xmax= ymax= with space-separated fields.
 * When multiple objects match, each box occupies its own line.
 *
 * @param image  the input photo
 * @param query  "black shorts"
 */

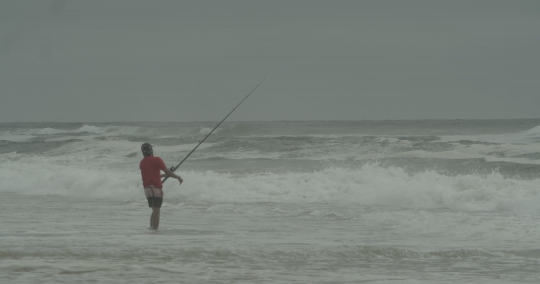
xmin=147 ymin=197 xmax=163 ymax=208
xmin=144 ymin=187 xmax=164 ymax=208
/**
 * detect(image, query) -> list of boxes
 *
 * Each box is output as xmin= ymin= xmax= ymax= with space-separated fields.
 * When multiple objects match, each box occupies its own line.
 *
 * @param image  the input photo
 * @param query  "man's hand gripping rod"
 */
xmin=162 ymin=79 xmax=265 ymax=184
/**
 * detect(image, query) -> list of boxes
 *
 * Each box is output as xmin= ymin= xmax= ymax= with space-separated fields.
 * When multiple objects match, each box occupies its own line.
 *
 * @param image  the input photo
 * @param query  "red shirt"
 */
xmin=139 ymin=156 xmax=167 ymax=188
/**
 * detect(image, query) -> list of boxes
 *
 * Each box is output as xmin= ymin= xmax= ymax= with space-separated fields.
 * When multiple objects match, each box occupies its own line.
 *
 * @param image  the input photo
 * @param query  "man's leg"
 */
xmin=151 ymin=207 xmax=160 ymax=230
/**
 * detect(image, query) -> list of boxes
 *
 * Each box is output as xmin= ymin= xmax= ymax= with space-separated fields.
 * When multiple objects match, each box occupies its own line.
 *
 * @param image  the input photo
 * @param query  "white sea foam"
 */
xmin=2 ymin=124 xmax=141 ymax=137
xmin=440 ymin=125 xmax=540 ymax=144
xmin=2 ymin=151 xmax=539 ymax=213
xmin=44 ymin=135 xmax=98 ymax=142
xmin=199 ymin=127 xmax=217 ymax=135
xmin=0 ymin=133 xmax=35 ymax=142
xmin=33 ymin=140 xmax=215 ymax=170
xmin=0 ymin=152 xmax=141 ymax=198
xmin=174 ymin=166 xmax=540 ymax=213
xmin=391 ymin=142 xmax=540 ymax=164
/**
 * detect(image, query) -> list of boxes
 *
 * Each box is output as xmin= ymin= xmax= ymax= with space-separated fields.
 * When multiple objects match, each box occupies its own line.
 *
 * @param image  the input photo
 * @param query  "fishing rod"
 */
xmin=162 ymin=78 xmax=265 ymax=184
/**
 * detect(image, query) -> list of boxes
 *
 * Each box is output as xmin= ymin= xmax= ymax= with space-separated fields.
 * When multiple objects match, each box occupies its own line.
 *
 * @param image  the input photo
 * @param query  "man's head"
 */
xmin=141 ymin=143 xmax=153 ymax=156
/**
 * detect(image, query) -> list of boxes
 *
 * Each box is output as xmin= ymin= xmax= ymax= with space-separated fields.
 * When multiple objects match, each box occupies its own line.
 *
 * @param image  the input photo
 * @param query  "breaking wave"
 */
xmin=1 ymin=151 xmax=539 ymax=213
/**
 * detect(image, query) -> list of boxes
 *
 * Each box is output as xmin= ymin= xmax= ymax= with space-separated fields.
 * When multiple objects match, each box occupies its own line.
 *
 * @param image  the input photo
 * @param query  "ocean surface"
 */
xmin=1 ymin=120 xmax=540 ymax=283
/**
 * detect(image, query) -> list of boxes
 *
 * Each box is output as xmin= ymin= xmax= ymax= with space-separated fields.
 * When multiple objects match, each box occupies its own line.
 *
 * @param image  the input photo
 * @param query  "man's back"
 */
xmin=140 ymin=156 xmax=166 ymax=188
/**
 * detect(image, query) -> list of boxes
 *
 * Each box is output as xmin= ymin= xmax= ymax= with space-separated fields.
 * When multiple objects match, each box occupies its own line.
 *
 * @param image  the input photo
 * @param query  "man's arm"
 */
xmin=162 ymin=168 xmax=183 ymax=185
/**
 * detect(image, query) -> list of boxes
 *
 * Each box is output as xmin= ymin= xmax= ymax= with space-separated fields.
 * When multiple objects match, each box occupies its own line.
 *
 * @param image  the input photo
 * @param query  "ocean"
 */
xmin=1 ymin=120 xmax=540 ymax=283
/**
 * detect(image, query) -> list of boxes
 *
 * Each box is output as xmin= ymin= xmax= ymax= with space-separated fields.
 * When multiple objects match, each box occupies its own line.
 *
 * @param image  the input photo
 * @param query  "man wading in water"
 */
xmin=139 ymin=143 xmax=183 ymax=230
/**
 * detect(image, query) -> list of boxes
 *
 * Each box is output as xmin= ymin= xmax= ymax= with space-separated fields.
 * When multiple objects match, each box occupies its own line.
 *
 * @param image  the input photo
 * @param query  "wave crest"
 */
xmin=1 ymin=153 xmax=539 ymax=213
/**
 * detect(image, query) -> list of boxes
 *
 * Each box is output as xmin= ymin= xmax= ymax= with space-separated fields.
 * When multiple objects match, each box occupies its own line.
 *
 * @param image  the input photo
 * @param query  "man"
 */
xmin=139 ymin=143 xmax=183 ymax=230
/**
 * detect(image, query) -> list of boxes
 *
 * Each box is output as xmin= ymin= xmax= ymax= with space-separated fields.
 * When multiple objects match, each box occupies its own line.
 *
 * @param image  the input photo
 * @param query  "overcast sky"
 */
xmin=1 ymin=0 xmax=539 ymax=122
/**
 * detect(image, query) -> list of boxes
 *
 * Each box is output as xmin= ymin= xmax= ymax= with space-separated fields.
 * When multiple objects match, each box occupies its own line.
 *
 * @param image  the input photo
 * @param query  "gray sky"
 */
xmin=1 ymin=0 xmax=539 ymax=122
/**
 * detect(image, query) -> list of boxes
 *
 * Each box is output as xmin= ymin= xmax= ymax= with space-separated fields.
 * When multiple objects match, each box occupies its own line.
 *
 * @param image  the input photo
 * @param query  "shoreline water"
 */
xmin=1 ymin=120 xmax=540 ymax=283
